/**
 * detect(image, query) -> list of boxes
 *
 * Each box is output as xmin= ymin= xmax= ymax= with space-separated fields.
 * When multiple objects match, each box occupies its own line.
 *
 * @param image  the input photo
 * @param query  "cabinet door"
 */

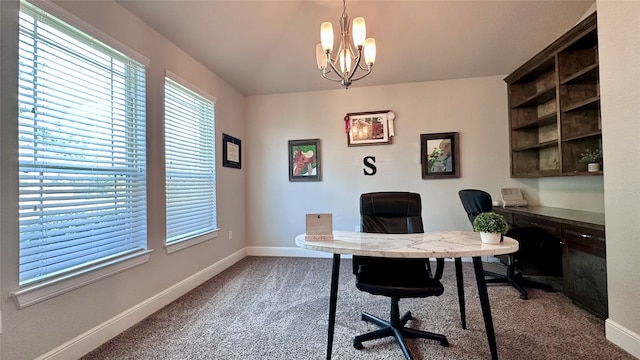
xmin=512 ymin=214 xmax=561 ymax=237
xmin=562 ymin=225 xmax=607 ymax=318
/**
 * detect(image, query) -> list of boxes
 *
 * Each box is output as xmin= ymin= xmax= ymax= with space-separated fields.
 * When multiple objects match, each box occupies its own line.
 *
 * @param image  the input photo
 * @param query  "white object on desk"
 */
xmin=493 ymin=188 xmax=528 ymax=207
xmin=305 ymin=213 xmax=334 ymax=240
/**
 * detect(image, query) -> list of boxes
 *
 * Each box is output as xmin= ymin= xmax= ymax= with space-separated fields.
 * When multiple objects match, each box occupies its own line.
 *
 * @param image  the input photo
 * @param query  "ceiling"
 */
xmin=115 ymin=0 xmax=594 ymax=96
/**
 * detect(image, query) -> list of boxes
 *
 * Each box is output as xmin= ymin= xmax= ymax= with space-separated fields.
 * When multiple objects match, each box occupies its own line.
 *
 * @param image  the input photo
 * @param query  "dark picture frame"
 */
xmin=347 ymin=110 xmax=392 ymax=146
xmin=222 ymin=133 xmax=241 ymax=169
xmin=288 ymin=139 xmax=321 ymax=182
xmin=421 ymin=132 xmax=460 ymax=179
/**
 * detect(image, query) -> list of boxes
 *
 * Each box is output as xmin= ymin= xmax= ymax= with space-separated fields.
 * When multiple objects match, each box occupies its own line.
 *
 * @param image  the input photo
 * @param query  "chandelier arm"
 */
xmin=348 ymin=67 xmax=372 ymax=82
xmin=321 ymin=73 xmax=347 ymax=83
xmin=344 ymin=49 xmax=364 ymax=82
xmin=325 ymin=56 xmax=349 ymax=82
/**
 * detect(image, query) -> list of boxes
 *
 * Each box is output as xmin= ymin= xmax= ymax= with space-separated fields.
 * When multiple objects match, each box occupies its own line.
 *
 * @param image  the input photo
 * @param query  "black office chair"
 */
xmin=353 ymin=192 xmax=448 ymax=360
xmin=458 ymin=189 xmax=556 ymax=300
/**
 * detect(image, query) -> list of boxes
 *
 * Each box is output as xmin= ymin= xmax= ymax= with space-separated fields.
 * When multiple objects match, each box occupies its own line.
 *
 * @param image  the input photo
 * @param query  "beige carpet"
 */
xmin=82 ymin=257 xmax=634 ymax=360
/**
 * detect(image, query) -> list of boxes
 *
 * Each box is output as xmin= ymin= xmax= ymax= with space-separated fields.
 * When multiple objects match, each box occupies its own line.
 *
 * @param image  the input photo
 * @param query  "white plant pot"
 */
xmin=480 ymin=232 xmax=502 ymax=244
xmin=587 ymin=163 xmax=600 ymax=172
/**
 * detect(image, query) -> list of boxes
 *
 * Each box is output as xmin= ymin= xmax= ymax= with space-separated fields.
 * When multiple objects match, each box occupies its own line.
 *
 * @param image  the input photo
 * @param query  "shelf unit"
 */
xmin=504 ymin=13 xmax=601 ymax=177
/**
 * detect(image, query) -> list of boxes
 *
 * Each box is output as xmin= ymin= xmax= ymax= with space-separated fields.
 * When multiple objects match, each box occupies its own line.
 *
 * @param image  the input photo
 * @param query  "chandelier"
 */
xmin=315 ymin=0 xmax=376 ymax=89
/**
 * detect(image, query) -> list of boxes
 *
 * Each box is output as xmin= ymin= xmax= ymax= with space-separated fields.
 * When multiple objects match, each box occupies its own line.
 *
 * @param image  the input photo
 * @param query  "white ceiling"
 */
xmin=115 ymin=0 xmax=594 ymax=96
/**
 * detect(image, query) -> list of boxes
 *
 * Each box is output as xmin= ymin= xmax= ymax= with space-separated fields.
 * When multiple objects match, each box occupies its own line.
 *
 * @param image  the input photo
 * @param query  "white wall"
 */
xmin=0 ymin=1 xmax=247 ymax=359
xmin=244 ymin=76 xmax=602 ymax=250
xmin=538 ymin=177 xmax=604 ymax=211
xmin=598 ymin=1 xmax=640 ymax=357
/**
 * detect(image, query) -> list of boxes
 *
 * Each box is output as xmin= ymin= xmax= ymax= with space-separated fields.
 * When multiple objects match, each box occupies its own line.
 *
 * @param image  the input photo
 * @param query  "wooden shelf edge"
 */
xmin=562 ymin=170 xmax=603 ymax=176
xmin=512 ymin=87 xmax=556 ymax=108
xmin=560 ymin=63 xmax=599 ymax=84
xmin=562 ymin=131 xmax=602 ymax=142
xmin=512 ymin=112 xmax=557 ymax=130
xmin=512 ymin=140 xmax=559 ymax=152
xmin=511 ymin=170 xmax=561 ymax=178
xmin=562 ymin=96 xmax=600 ymax=112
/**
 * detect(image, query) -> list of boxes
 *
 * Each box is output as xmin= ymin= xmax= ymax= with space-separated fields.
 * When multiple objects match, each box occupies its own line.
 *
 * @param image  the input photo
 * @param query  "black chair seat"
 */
xmin=356 ymin=266 xmax=444 ymax=298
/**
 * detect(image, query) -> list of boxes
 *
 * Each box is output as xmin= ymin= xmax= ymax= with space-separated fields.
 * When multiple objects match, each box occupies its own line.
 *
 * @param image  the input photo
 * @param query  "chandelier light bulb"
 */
xmin=320 ymin=22 xmax=334 ymax=52
xmin=316 ymin=44 xmax=327 ymax=70
xmin=364 ymin=38 xmax=376 ymax=66
xmin=339 ymin=48 xmax=352 ymax=74
xmin=352 ymin=17 xmax=366 ymax=48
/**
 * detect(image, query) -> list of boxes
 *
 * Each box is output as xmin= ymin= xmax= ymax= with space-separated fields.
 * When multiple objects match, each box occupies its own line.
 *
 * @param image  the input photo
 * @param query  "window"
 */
xmin=17 ymin=1 xmax=148 ymax=287
xmin=164 ymin=73 xmax=217 ymax=251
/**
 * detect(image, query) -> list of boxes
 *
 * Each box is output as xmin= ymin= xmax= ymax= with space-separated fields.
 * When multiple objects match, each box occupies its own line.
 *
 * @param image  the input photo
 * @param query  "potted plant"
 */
xmin=579 ymin=148 xmax=602 ymax=172
xmin=473 ymin=212 xmax=509 ymax=244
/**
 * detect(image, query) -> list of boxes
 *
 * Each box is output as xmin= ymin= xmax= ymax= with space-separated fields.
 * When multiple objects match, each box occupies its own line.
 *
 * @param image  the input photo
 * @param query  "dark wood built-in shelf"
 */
xmin=505 ymin=12 xmax=602 ymax=178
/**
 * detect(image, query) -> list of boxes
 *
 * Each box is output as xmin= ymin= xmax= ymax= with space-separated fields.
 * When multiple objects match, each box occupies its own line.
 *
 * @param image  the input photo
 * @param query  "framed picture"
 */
xmin=421 ymin=132 xmax=460 ymax=179
xmin=222 ymin=133 xmax=241 ymax=169
xmin=347 ymin=110 xmax=393 ymax=146
xmin=288 ymin=139 xmax=321 ymax=182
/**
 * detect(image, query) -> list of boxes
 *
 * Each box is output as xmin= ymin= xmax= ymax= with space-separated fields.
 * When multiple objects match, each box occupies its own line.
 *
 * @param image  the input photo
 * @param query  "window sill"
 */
xmin=11 ymin=249 xmax=153 ymax=309
xmin=165 ymin=229 xmax=219 ymax=254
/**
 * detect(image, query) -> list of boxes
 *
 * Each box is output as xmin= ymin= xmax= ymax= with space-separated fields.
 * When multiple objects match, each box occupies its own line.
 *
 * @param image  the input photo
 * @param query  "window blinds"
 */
xmin=18 ymin=2 xmax=147 ymax=285
xmin=164 ymin=77 xmax=216 ymax=244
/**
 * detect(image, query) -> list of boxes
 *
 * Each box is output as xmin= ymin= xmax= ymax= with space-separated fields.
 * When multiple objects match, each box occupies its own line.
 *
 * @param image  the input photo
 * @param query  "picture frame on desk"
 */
xmin=421 ymin=132 xmax=460 ymax=179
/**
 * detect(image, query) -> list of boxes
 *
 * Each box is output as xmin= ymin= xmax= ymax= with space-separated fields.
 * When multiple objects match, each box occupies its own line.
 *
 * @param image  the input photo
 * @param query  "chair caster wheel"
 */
xmin=441 ymin=339 xmax=449 ymax=347
xmin=353 ymin=340 xmax=363 ymax=350
xmin=519 ymin=294 xmax=528 ymax=300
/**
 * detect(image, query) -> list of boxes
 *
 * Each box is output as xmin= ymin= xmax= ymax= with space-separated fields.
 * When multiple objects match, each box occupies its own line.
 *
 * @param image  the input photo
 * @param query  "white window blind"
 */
xmin=17 ymin=1 xmax=147 ymax=286
xmin=164 ymin=76 xmax=216 ymax=245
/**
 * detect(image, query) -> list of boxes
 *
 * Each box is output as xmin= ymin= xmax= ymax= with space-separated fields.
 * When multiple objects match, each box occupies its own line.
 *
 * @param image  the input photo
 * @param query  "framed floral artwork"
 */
xmin=421 ymin=132 xmax=460 ymax=179
xmin=288 ymin=139 xmax=321 ymax=182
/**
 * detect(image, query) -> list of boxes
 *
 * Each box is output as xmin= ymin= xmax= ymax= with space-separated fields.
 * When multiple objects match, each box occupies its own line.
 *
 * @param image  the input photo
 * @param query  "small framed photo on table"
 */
xmin=222 ymin=133 xmax=241 ymax=169
xmin=421 ymin=132 xmax=460 ymax=179
xmin=288 ymin=139 xmax=321 ymax=182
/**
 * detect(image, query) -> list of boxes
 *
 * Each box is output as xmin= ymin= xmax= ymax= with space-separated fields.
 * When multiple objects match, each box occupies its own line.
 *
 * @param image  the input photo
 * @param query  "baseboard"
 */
xmin=605 ymin=318 xmax=640 ymax=358
xmin=36 ymin=248 xmax=247 ymax=360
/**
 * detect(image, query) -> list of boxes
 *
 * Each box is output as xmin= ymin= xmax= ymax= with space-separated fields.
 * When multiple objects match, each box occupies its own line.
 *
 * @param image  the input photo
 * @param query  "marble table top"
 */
xmin=296 ymin=230 xmax=519 ymax=258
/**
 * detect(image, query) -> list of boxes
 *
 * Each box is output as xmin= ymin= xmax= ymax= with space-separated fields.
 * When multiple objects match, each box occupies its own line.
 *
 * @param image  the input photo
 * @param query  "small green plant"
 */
xmin=579 ymin=148 xmax=602 ymax=164
xmin=473 ymin=212 xmax=509 ymax=234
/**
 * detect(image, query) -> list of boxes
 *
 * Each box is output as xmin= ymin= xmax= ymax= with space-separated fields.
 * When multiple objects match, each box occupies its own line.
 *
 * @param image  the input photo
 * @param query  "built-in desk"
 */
xmin=492 ymin=206 xmax=607 ymax=319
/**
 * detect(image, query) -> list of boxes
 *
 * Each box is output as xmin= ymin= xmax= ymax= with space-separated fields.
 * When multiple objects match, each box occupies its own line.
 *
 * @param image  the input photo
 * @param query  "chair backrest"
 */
xmin=360 ymin=192 xmax=424 ymax=234
xmin=355 ymin=192 xmax=426 ymax=275
xmin=458 ymin=189 xmax=493 ymax=227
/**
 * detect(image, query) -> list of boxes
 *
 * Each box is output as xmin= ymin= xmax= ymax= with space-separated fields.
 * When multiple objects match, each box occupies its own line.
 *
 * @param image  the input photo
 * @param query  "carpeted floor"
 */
xmin=82 ymin=257 xmax=634 ymax=360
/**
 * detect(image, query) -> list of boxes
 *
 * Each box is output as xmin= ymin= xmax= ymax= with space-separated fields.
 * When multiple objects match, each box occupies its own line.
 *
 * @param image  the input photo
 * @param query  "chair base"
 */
xmin=485 ymin=265 xmax=554 ymax=300
xmin=353 ymin=300 xmax=448 ymax=360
